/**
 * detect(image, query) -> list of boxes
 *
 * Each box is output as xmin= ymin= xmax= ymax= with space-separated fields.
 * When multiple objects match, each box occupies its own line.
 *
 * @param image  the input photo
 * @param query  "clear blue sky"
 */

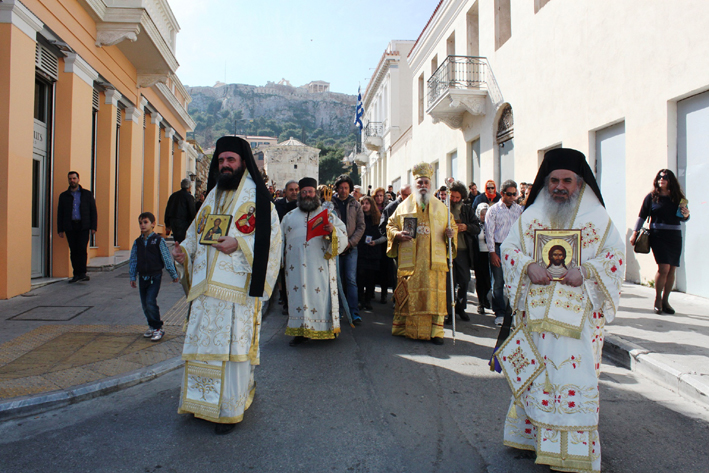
xmin=169 ymin=0 xmax=439 ymax=94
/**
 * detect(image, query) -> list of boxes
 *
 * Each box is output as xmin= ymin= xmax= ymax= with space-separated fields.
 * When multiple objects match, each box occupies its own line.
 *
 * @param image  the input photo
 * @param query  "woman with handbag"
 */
xmin=630 ymin=169 xmax=690 ymax=314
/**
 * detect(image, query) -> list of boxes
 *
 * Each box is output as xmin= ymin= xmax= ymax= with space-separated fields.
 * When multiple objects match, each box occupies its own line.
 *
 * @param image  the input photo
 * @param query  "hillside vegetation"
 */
xmin=186 ymin=82 xmax=361 ymax=185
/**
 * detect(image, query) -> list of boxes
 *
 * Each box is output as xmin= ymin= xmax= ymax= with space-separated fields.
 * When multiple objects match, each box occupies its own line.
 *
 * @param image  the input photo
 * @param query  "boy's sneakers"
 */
xmin=143 ymin=328 xmax=155 ymax=338
xmin=151 ymin=329 xmax=165 ymax=341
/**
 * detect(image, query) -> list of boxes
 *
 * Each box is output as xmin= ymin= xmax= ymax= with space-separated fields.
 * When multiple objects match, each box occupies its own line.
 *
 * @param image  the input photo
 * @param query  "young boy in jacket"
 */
xmin=129 ymin=212 xmax=179 ymax=341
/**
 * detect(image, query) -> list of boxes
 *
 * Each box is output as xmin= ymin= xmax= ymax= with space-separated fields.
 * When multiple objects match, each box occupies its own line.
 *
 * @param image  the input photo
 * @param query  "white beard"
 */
xmin=415 ymin=189 xmax=430 ymax=208
xmin=540 ymin=186 xmax=580 ymax=228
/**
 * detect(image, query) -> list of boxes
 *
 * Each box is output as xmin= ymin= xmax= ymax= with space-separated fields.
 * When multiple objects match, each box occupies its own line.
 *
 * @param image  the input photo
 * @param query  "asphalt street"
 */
xmin=1 ymin=297 xmax=708 ymax=473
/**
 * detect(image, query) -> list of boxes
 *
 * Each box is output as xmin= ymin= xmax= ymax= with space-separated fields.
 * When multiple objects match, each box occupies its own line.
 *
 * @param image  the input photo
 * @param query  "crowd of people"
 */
xmin=106 ymin=133 xmax=688 ymax=471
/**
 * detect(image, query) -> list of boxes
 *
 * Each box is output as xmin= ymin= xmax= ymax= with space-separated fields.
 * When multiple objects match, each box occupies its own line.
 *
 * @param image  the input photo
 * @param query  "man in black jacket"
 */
xmin=57 ymin=171 xmax=97 ymax=283
xmin=446 ymin=180 xmax=480 ymax=322
xmin=274 ymin=179 xmax=299 ymax=314
xmin=274 ymin=180 xmax=298 ymax=221
xmin=164 ymin=179 xmax=196 ymax=243
xmin=378 ymin=184 xmax=411 ymax=236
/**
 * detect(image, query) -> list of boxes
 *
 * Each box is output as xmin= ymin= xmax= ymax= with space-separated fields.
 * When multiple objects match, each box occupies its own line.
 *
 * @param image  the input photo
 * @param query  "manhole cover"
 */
xmin=9 ymin=306 xmax=91 ymax=321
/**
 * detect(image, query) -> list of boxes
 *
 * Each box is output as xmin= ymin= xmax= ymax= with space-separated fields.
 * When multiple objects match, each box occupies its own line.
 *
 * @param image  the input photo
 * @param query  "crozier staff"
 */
xmin=386 ymin=163 xmax=457 ymax=345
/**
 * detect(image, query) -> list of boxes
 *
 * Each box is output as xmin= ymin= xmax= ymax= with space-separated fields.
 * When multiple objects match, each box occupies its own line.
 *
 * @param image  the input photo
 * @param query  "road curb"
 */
xmin=604 ymin=334 xmax=709 ymax=407
xmin=0 ymin=357 xmax=184 ymax=421
xmin=87 ymin=258 xmax=130 ymax=272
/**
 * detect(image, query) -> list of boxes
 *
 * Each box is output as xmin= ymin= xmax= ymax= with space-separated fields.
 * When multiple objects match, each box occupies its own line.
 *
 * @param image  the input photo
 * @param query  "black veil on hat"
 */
xmin=208 ymin=136 xmax=272 ymax=297
xmin=524 ymin=148 xmax=605 ymax=211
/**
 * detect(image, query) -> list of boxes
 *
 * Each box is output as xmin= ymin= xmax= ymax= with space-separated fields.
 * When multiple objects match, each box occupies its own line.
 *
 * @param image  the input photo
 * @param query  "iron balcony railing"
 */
xmin=364 ymin=121 xmax=384 ymax=138
xmin=427 ymin=56 xmax=504 ymax=108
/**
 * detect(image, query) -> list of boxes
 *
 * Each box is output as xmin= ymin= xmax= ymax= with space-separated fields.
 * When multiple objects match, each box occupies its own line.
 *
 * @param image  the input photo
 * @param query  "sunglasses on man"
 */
xmin=503 ymin=191 xmax=517 ymax=197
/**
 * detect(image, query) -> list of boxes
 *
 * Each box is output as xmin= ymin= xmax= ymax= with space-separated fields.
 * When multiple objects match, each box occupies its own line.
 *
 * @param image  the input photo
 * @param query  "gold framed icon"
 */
xmin=199 ymin=214 xmax=232 ymax=245
xmin=533 ymin=229 xmax=581 ymax=281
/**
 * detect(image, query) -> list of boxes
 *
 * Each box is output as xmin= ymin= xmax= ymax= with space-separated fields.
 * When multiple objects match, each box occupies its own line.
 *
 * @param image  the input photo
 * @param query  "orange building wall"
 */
xmin=158 ymin=128 xmax=174 ymax=227
xmin=52 ymin=58 xmax=95 ymax=278
xmin=0 ymin=1 xmax=194 ymax=299
xmin=116 ymin=108 xmax=144 ymax=249
xmin=143 ymin=114 xmax=161 ymax=223
xmin=0 ymin=24 xmax=37 ymax=298
xmin=94 ymin=91 xmax=118 ymax=256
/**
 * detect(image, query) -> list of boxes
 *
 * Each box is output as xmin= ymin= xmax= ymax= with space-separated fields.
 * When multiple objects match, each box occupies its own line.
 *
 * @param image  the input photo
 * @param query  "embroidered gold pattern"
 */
xmin=580 ymin=222 xmax=600 ymax=249
xmin=189 ymin=375 xmax=219 ymax=401
xmin=524 ymin=383 xmax=599 ymax=415
xmin=508 ymin=346 xmax=532 ymax=375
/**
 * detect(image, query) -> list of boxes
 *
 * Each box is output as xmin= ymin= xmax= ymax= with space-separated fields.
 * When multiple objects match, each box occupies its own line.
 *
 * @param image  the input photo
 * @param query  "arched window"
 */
xmin=496 ymin=104 xmax=514 ymax=144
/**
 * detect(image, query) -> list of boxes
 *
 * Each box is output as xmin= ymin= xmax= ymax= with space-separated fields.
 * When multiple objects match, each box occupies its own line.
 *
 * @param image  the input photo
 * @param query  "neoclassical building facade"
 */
xmin=358 ymin=0 xmax=709 ymax=296
xmin=0 ymin=0 xmax=197 ymax=298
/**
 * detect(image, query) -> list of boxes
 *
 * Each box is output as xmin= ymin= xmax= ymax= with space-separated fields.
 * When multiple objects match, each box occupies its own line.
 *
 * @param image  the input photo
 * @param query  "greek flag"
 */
xmin=354 ymin=86 xmax=363 ymax=131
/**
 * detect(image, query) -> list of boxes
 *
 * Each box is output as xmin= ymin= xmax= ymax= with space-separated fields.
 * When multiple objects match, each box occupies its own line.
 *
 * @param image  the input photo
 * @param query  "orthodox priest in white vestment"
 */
xmin=282 ymin=177 xmax=348 ymax=345
xmin=173 ymin=136 xmax=282 ymax=434
xmin=499 ymin=148 xmax=624 ymax=472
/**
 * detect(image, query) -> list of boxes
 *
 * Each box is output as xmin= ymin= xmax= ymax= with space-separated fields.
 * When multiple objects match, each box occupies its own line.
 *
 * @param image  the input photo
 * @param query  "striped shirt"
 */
xmin=485 ymin=201 xmax=523 ymax=253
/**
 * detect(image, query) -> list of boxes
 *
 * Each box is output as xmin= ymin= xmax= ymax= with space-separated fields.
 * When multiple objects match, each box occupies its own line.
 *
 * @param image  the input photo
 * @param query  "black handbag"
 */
xmin=634 ymin=227 xmax=650 ymax=254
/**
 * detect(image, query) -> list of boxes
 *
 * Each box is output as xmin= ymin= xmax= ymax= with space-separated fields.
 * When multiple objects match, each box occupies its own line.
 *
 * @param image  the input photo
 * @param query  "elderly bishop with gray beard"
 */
xmin=498 ymin=148 xmax=624 ymax=473
xmin=281 ymin=177 xmax=348 ymax=346
xmin=386 ymin=163 xmax=457 ymax=345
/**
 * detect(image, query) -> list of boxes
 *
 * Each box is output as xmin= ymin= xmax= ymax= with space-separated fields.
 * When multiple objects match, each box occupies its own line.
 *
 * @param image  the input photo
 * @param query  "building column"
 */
xmin=52 ymin=53 xmax=99 ymax=277
xmin=116 ymin=104 xmax=143 ymax=249
xmin=0 ymin=1 xmax=43 ymax=298
xmin=174 ymin=139 xmax=187 ymax=193
xmin=94 ymin=88 xmax=120 ymax=256
xmin=158 ymin=126 xmax=174 ymax=232
xmin=143 ymin=111 xmax=161 ymax=218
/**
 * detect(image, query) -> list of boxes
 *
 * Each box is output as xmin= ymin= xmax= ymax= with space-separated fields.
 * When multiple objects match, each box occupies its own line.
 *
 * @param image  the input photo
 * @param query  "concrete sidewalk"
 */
xmin=603 ymin=283 xmax=709 ymax=406
xmin=0 ymin=265 xmax=707 ymax=420
xmin=0 ymin=263 xmax=187 ymax=419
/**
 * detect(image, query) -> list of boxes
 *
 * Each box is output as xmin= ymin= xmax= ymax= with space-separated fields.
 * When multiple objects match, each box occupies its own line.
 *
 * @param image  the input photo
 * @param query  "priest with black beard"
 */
xmin=172 ymin=136 xmax=282 ymax=434
xmin=281 ymin=177 xmax=348 ymax=346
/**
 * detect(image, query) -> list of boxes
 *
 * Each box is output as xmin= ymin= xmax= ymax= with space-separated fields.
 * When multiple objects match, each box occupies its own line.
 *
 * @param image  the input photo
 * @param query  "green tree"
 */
xmin=278 ymin=128 xmax=301 ymax=143
xmin=348 ymin=163 xmax=360 ymax=185
xmin=318 ymin=154 xmax=347 ymax=185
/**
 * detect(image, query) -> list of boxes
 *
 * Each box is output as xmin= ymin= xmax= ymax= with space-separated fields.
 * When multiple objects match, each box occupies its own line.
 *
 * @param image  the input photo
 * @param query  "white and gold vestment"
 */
xmin=500 ymin=184 xmax=624 ymax=472
xmin=176 ymin=171 xmax=282 ymax=424
xmin=282 ymin=206 xmax=347 ymax=339
xmin=386 ymin=195 xmax=457 ymax=340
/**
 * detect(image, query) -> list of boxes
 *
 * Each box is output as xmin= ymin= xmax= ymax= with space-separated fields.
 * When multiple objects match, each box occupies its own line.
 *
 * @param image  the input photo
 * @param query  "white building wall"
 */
xmin=361 ymin=40 xmax=416 ymax=189
xmin=382 ymin=0 xmax=709 ymax=289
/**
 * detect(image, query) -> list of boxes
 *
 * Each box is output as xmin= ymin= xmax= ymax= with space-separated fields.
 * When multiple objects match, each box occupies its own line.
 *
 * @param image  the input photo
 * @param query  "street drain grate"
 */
xmin=9 ymin=306 xmax=92 ymax=321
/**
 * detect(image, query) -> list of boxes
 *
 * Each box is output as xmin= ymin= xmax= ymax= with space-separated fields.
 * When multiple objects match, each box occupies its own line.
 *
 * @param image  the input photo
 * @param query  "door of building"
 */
xmin=596 ymin=121 xmax=626 ymax=277
xmin=677 ymin=91 xmax=709 ymax=296
xmin=498 ymin=138 xmax=514 ymax=185
xmin=469 ymin=139 xmax=480 ymax=188
xmin=32 ymin=78 xmax=51 ymax=278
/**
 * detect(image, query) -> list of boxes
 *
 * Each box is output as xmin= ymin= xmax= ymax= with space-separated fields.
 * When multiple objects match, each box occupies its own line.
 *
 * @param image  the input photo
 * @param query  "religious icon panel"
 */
xmin=533 ymin=229 xmax=581 ymax=281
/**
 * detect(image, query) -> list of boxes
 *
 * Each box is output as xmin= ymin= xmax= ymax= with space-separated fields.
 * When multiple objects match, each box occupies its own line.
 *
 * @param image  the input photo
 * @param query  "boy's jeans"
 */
xmin=139 ymin=273 xmax=163 ymax=330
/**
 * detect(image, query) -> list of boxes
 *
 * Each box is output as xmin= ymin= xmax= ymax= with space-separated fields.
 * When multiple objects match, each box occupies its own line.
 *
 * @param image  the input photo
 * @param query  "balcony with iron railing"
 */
xmin=348 ymin=141 xmax=369 ymax=166
xmin=426 ymin=56 xmax=504 ymax=129
xmin=363 ymin=121 xmax=384 ymax=150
